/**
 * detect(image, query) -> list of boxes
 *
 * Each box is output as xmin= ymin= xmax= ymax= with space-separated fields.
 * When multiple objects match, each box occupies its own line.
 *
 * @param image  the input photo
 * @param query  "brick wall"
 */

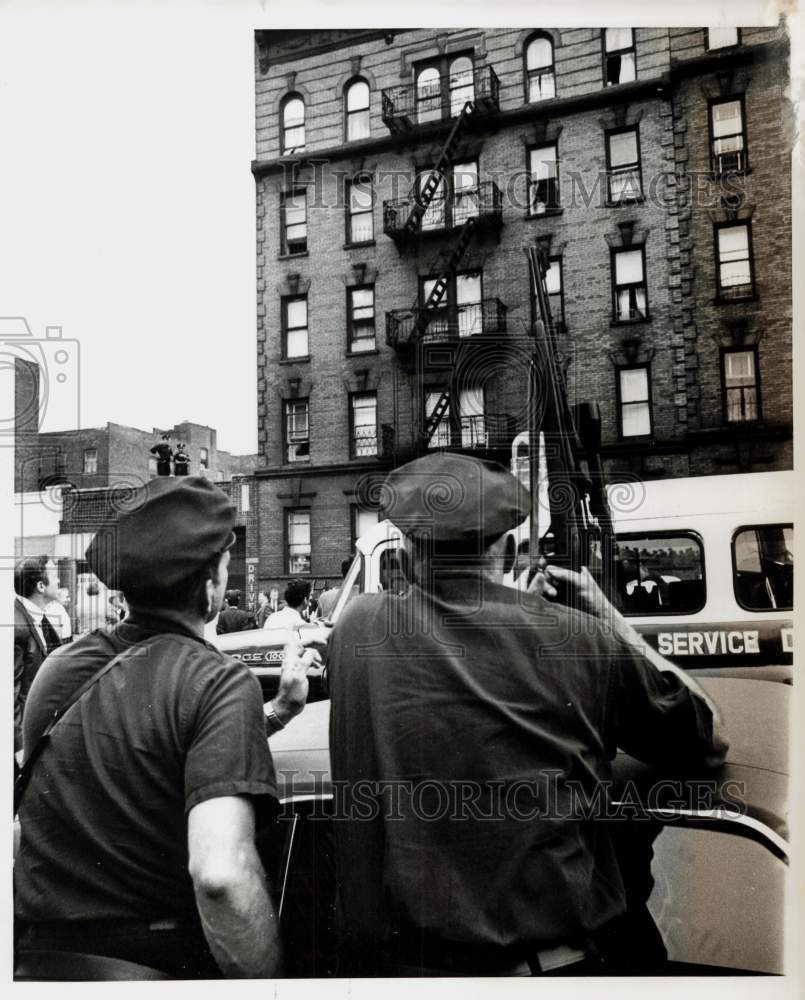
xmin=254 ymin=26 xmax=792 ymax=574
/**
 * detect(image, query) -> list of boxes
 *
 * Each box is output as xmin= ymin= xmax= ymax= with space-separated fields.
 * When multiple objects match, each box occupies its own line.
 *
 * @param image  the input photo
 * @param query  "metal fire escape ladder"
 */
xmin=403 ymin=100 xmax=475 ymax=237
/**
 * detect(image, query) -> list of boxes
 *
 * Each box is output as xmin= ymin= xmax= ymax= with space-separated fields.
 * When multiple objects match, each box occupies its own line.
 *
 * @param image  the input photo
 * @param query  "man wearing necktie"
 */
xmin=13 ymin=557 xmax=62 ymax=756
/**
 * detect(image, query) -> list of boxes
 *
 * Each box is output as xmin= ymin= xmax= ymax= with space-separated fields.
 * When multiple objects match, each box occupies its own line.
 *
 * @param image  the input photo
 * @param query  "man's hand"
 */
xmin=268 ymin=642 xmax=323 ymax=727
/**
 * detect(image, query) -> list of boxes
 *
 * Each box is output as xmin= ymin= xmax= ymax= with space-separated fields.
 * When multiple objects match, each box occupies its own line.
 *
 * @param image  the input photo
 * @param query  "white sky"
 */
xmin=0 ymin=0 xmax=798 ymax=457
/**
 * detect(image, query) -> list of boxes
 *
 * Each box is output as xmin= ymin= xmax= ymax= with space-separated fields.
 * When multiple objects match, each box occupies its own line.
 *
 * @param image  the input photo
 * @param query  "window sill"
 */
xmin=617 ymin=434 xmax=655 ymax=443
xmin=708 ymin=167 xmax=752 ymax=181
xmin=714 ymin=293 xmax=758 ymax=306
xmin=278 ymin=250 xmax=309 ymax=260
xmin=605 ymin=195 xmax=645 ymax=208
xmin=279 ymin=355 xmax=311 ymax=364
xmin=610 ymin=315 xmax=651 ymax=327
xmin=285 ymin=459 xmax=311 ymax=466
xmin=525 ymin=208 xmax=564 ymax=220
xmin=348 ymin=454 xmax=380 ymax=462
xmin=343 ymin=240 xmax=377 ymax=250
xmin=346 ymin=348 xmax=379 ymax=358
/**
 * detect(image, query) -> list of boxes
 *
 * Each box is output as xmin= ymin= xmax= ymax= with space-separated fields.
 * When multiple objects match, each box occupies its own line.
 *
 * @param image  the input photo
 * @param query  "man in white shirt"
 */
xmin=45 ymin=587 xmax=73 ymax=642
xmin=14 ymin=556 xmax=62 ymax=754
xmin=263 ymin=579 xmax=309 ymax=630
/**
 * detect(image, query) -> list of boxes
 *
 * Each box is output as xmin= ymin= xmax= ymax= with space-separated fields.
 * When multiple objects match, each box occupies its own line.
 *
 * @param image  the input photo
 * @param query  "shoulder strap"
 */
xmin=14 ymin=641 xmax=145 ymax=816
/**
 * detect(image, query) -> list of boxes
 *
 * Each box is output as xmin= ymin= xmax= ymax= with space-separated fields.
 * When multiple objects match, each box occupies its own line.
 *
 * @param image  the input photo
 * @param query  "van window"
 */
xmin=379 ymin=548 xmax=408 ymax=596
xmin=733 ymin=524 xmax=793 ymax=612
xmin=615 ymin=533 xmax=705 ymax=616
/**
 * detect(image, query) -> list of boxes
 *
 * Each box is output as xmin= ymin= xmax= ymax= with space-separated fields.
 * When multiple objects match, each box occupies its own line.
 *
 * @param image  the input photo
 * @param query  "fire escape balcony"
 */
xmin=381 ymin=65 xmax=500 ymax=133
xmin=386 ymin=298 xmax=508 ymax=355
xmin=383 ymin=181 xmax=503 ymax=244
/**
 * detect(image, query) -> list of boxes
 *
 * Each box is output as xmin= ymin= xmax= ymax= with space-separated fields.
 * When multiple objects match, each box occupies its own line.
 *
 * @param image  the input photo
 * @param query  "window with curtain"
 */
xmin=612 ymin=247 xmax=647 ymax=321
xmin=603 ymin=28 xmax=636 ymax=86
xmin=286 ymin=510 xmax=311 ymax=574
xmin=347 ymin=176 xmax=374 ymax=243
xmin=348 ymin=287 xmax=376 ymax=353
xmin=281 ymin=190 xmax=307 ymax=254
xmin=710 ymin=98 xmax=746 ymax=174
xmin=723 ymin=350 xmax=759 ymax=422
xmin=525 ymin=35 xmax=555 ymax=102
xmin=285 ymin=399 xmax=310 ymax=462
xmin=529 ymin=144 xmax=559 ymax=214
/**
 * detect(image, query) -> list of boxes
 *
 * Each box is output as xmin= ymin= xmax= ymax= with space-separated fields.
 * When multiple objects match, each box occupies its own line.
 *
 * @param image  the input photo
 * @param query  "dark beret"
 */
xmin=379 ymin=452 xmax=530 ymax=544
xmin=85 ymin=476 xmax=236 ymax=592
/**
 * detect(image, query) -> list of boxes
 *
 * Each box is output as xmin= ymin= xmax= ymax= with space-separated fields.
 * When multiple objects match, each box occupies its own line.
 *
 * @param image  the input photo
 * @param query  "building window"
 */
xmin=348 ymin=286 xmax=376 ymax=353
xmin=524 ymin=33 xmax=555 ymax=102
xmin=612 ymin=247 xmax=648 ymax=322
xmin=618 ymin=366 xmax=652 ymax=437
xmin=281 ymin=94 xmax=305 ymax=154
xmin=716 ymin=223 xmax=754 ymax=301
xmin=418 ymin=159 xmax=479 ymax=231
xmin=83 ymin=448 xmax=98 ymax=474
xmin=448 ymin=55 xmax=475 ymax=117
xmin=240 ymin=483 xmax=250 ymax=514
xmin=281 ymin=190 xmax=307 ymax=255
xmin=345 ymin=78 xmax=370 ymax=141
xmin=545 ymin=256 xmax=564 ymax=326
xmin=199 ymin=447 xmax=209 ymax=470
xmin=350 ymin=392 xmax=377 ymax=457
xmin=347 ymin=176 xmax=374 ymax=244
xmin=603 ymin=28 xmax=636 ymax=86
xmin=351 ymin=505 xmax=379 ymax=547
xmin=415 ymin=52 xmax=475 ymax=123
xmin=710 ymin=97 xmax=747 ymax=174
xmin=286 ymin=509 xmax=311 ymax=574
xmin=722 ymin=349 xmax=759 ymax=423
xmin=416 ymin=64 xmax=442 ymax=123
xmin=282 ymin=296 xmax=309 ymax=358
xmin=425 ymin=390 xmax=451 ymax=448
xmin=528 ymin=144 xmax=559 ymax=215
xmin=606 ymin=126 xmax=642 ymax=202
xmin=459 ymin=387 xmax=487 ymax=448
xmin=420 ymin=270 xmax=483 ymax=339
xmin=706 ymin=27 xmax=740 ymax=51
xmin=285 ymin=399 xmax=310 ymax=462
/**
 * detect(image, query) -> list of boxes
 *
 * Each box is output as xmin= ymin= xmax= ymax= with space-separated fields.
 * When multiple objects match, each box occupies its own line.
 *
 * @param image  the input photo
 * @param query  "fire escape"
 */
xmin=380 ymin=65 xmax=509 ymax=460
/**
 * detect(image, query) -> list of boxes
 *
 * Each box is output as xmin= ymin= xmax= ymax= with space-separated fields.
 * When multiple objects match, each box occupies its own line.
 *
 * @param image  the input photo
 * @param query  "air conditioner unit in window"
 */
xmin=717 ymin=150 xmax=743 ymax=173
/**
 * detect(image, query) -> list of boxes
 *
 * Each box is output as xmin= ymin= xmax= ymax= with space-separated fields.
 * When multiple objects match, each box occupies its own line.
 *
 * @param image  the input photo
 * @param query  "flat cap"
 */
xmin=86 ymin=476 xmax=236 ymax=593
xmin=379 ymin=452 xmax=530 ymax=544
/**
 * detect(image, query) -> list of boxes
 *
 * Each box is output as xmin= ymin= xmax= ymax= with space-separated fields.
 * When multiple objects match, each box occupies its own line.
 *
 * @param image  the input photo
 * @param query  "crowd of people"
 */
xmin=12 ymin=457 xmax=729 ymax=980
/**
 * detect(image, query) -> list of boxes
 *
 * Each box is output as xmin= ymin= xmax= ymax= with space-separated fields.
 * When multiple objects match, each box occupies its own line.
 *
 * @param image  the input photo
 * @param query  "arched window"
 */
xmin=281 ymin=94 xmax=305 ymax=154
xmin=416 ymin=65 xmax=442 ymax=123
xmin=345 ymin=78 xmax=370 ymax=141
xmin=448 ymin=55 xmax=475 ymax=116
xmin=525 ymin=34 xmax=555 ymax=102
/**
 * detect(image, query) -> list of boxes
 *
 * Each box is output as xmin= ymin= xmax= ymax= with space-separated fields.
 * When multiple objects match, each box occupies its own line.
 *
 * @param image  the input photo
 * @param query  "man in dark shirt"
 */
xmin=15 ymin=476 xmax=317 ymax=978
xmin=149 ymin=434 xmax=173 ymax=476
xmin=328 ymin=453 xmax=728 ymax=976
xmin=216 ymin=589 xmax=256 ymax=634
xmin=173 ymin=442 xmax=190 ymax=476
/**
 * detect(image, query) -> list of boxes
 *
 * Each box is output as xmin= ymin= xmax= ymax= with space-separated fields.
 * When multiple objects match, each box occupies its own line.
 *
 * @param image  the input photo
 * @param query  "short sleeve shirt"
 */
xmin=15 ymin=612 xmax=276 ymax=923
xmin=328 ymin=573 xmax=717 ymax=951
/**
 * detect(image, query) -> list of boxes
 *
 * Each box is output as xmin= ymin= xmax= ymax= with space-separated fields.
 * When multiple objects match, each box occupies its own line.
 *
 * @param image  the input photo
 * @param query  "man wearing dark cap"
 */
xmin=328 ymin=452 xmax=728 ymax=977
xmin=15 ymin=476 xmax=318 ymax=979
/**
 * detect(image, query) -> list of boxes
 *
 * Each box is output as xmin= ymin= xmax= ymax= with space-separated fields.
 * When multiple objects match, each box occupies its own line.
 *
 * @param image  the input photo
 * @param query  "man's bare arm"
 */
xmin=187 ymin=795 xmax=281 ymax=978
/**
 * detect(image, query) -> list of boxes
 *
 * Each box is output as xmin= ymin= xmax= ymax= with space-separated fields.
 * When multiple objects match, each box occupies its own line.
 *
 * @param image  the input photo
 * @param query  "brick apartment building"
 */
xmin=252 ymin=25 xmax=792 ymax=588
